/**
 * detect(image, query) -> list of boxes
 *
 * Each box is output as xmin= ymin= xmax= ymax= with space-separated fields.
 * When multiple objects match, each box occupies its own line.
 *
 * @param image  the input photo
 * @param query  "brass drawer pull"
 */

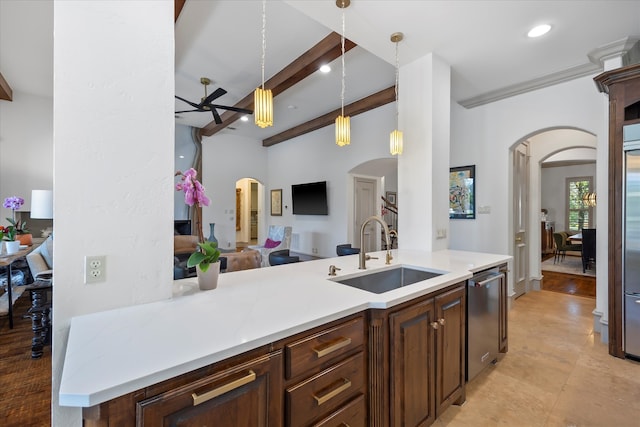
xmin=313 ymin=337 xmax=352 ymax=358
xmin=313 ymin=378 xmax=352 ymax=406
xmin=192 ymin=370 xmax=256 ymax=406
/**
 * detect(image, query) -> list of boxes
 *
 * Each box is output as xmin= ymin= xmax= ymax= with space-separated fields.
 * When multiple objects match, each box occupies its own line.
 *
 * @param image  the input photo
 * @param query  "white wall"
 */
xmin=201 ymin=133 xmax=268 ymax=250
xmin=265 ymin=103 xmax=395 ymax=258
xmin=449 ymin=75 xmax=607 ymax=336
xmin=0 ymin=91 xmax=53 ymax=217
xmin=53 ymin=2 xmax=174 ymax=424
xmin=541 ymin=162 xmax=597 ymax=232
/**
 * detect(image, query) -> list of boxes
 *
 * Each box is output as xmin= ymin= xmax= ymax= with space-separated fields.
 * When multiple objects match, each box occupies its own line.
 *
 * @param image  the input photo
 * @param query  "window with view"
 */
xmin=566 ymin=176 xmax=593 ymax=232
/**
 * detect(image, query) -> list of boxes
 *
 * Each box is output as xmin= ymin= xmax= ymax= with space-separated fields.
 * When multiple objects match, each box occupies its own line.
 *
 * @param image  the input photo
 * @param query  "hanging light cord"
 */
xmin=261 ymin=0 xmax=266 ymax=90
xmin=394 ymin=40 xmax=399 ymax=128
xmin=340 ymin=1 xmax=346 ymax=117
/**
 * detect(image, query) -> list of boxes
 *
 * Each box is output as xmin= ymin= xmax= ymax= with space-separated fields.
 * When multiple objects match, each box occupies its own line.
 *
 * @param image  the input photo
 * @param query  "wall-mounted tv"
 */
xmin=292 ymin=181 xmax=328 ymax=215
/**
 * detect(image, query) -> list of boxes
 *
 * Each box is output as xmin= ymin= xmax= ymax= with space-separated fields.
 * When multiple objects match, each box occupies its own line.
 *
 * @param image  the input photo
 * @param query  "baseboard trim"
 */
xmin=599 ymin=316 xmax=609 ymax=344
xmin=592 ymin=309 xmax=603 ymax=334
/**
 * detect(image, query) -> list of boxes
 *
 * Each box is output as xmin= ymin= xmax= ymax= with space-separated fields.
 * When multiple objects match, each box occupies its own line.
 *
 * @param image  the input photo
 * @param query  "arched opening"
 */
xmin=510 ymin=127 xmax=597 ymax=299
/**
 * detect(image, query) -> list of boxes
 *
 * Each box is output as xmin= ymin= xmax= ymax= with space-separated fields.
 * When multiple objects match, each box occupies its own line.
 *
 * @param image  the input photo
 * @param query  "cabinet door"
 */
xmin=389 ymin=297 xmax=435 ymax=427
xmin=435 ymin=285 xmax=465 ymax=417
xmin=137 ymin=351 xmax=282 ymax=426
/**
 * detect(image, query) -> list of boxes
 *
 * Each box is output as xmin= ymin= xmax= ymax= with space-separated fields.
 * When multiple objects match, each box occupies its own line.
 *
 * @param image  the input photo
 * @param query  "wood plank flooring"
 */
xmin=0 ymin=291 xmax=51 ymax=427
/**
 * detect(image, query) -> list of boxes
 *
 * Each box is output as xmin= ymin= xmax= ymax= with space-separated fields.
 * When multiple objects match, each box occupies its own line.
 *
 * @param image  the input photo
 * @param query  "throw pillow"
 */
xmin=264 ymin=238 xmax=281 ymax=248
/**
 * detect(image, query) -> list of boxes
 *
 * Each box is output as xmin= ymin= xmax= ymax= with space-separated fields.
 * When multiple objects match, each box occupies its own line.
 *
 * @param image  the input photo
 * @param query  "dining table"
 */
xmin=0 ymin=240 xmax=43 ymax=328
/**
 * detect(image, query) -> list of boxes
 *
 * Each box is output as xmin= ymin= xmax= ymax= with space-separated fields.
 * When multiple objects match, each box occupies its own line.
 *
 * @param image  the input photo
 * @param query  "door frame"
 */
xmin=348 ymin=174 xmax=384 ymax=250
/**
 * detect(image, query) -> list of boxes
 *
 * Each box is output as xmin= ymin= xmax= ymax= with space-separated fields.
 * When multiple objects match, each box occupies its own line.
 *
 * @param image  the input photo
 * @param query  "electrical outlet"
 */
xmin=85 ymin=255 xmax=106 ymax=284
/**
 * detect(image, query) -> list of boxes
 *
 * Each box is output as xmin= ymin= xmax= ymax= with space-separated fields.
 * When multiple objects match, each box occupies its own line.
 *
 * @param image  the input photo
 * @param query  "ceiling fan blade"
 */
xmin=201 ymin=87 xmax=227 ymax=106
xmin=175 ymin=109 xmax=200 ymax=113
xmin=211 ymin=108 xmax=222 ymax=125
xmin=209 ymin=104 xmax=254 ymax=115
xmin=175 ymin=95 xmax=200 ymax=109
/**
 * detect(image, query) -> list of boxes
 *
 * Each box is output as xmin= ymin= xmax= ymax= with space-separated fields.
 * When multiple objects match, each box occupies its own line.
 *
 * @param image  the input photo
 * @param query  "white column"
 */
xmin=53 ymin=1 xmax=174 ymax=424
xmin=398 ymin=54 xmax=451 ymax=251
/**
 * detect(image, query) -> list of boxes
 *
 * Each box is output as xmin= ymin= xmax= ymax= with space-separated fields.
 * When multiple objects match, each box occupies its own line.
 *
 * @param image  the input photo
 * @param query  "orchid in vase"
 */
xmin=1 ymin=196 xmax=29 ymax=242
xmin=175 ymin=169 xmax=220 ymax=273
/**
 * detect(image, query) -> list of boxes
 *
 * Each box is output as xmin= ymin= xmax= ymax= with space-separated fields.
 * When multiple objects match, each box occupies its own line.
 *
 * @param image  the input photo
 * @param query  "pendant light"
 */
xmin=254 ymin=0 xmax=273 ymax=128
xmin=390 ymin=32 xmax=404 ymax=155
xmin=335 ymin=0 xmax=350 ymax=147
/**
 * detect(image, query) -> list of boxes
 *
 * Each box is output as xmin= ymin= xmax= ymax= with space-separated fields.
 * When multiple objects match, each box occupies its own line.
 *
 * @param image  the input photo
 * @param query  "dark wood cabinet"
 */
xmin=434 ymin=286 xmax=466 ymax=417
xmin=389 ymin=297 xmax=436 ymax=426
xmin=81 ymin=284 xmax=473 ymax=427
xmin=370 ymin=283 xmax=466 ymax=427
xmin=594 ymin=63 xmax=640 ymax=358
xmin=284 ymin=316 xmax=367 ymax=426
xmin=136 ymin=351 xmax=282 ymax=426
xmin=541 ymin=221 xmax=554 ymax=255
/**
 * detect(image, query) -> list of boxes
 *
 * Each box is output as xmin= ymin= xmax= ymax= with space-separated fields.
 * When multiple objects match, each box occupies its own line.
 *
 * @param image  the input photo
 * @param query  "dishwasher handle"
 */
xmin=473 ymin=272 xmax=505 ymax=287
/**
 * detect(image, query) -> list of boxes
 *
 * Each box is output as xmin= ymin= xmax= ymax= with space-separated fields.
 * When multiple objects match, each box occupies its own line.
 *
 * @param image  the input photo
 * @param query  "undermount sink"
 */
xmin=330 ymin=265 xmax=444 ymax=294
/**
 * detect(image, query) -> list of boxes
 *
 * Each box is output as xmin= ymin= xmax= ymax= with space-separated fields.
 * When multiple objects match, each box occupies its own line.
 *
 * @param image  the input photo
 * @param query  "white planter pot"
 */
xmin=4 ymin=241 xmax=20 ymax=255
xmin=196 ymin=261 xmax=220 ymax=291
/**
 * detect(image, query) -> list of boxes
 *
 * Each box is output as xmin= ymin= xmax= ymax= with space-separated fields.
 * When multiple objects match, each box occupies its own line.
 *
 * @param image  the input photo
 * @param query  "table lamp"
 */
xmin=31 ymin=190 xmax=53 ymax=219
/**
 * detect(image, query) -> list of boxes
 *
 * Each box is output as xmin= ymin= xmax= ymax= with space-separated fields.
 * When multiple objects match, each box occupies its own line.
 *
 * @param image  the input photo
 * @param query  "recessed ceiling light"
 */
xmin=528 ymin=24 xmax=551 ymax=38
xmin=319 ymin=64 xmax=331 ymax=73
xmin=240 ymin=116 xmax=249 ymax=122
xmin=179 ymin=155 xmax=185 ymax=159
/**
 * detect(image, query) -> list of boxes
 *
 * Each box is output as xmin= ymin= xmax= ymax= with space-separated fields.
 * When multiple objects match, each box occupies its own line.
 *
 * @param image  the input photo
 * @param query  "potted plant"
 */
xmin=2 ymin=196 xmax=27 ymax=253
xmin=175 ymin=168 xmax=221 ymax=290
xmin=0 ymin=223 xmax=20 ymax=254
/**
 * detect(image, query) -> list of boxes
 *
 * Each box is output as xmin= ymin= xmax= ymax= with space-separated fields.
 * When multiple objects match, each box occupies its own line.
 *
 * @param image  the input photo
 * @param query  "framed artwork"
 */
xmin=449 ymin=165 xmax=476 ymax=219
xmin=271 ymin=189 xmax=282 ymax=216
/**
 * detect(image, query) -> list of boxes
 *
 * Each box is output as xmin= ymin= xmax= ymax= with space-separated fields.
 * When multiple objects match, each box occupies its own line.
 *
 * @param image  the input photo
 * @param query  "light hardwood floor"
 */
xmin=438 ymin=290 xmax=640 ymax=426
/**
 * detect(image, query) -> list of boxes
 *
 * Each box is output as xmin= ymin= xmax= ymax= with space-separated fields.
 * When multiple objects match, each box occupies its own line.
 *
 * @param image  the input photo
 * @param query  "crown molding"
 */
xmin=459 ymin=62 xmax=601 ymax=109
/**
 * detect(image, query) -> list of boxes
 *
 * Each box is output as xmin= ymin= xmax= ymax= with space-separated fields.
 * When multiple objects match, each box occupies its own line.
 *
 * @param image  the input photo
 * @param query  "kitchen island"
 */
xmin=60 ymin=249 xmax=511 ymax=426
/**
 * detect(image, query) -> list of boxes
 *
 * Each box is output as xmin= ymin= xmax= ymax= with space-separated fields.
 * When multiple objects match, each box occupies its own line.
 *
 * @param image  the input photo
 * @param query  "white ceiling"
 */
xmin=2 ymin=1 xmax=640 ymax=144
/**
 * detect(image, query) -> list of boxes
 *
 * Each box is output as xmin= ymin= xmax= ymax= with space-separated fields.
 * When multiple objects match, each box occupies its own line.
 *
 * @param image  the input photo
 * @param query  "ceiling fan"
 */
xmin=175 ymin=77 xmax=253 ymax=124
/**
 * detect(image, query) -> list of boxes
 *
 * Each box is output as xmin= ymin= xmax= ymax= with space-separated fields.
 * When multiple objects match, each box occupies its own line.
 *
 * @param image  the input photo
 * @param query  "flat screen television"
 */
xmin=174 ymin=219 xmax=192 ymax=235
xmin=292 ymin=181 xmax=328 ymax=215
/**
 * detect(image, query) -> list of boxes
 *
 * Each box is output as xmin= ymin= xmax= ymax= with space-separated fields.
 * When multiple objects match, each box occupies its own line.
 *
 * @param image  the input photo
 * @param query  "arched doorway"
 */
xmin=511 ymin=128 xmax=597 ymax=298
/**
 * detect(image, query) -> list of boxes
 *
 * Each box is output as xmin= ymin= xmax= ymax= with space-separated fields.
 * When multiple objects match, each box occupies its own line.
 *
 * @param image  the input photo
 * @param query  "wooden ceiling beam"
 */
xmin=175 ymin=0 xmax=186 ymax=23
xmin=262 ymin=86 xmax=396 ymax=147
xmin=200 ymin=32 xmax=356 ymax=137
xmin=0 ymin=72 xmax=13 ymax=101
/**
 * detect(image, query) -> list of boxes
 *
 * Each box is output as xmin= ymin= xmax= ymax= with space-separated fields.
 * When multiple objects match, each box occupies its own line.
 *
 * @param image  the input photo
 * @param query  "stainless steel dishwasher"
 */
xmin=466 ymin=267 xmax=505 ymax=382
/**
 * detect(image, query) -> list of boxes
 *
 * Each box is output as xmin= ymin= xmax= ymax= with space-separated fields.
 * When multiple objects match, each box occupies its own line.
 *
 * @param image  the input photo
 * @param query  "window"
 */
xmin=566 ymin=176 xmax=593 ymax=232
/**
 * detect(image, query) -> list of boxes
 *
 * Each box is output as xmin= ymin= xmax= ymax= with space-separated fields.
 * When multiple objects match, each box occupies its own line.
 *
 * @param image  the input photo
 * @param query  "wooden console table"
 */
xmin=25 ymin=279 xmax=52 ymax=358
xmin=0 ymin=240 xmax=43 ymax=328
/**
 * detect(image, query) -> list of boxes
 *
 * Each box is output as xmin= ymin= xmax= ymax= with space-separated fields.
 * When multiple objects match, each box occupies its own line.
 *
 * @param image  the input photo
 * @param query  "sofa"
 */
xmin=220 ymin=250 xmax=262 ymax=272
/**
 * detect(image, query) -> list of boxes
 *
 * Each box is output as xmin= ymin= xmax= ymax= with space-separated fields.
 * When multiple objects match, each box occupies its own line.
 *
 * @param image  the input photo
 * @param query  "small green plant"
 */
xmin=187 ymin=241 xmax=221 ymax=272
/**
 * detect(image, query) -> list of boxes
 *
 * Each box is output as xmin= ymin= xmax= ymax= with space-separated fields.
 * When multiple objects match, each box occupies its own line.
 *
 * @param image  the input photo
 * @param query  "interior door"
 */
xmin=513 ymin=143 xmax=529 ymax=298
xmin=354 ymin=177 xmax=377 ymax=252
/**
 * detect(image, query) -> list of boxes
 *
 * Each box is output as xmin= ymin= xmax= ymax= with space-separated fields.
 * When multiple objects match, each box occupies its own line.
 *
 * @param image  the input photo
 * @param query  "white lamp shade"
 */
xmin=31 ymin=190 xmax=53 ymax=219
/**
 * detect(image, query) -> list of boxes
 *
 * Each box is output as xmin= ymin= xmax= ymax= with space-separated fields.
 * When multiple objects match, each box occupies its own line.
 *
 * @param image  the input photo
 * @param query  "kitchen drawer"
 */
xmin=286 ymin=316 xmax=364 ymax=379
xmin=286 ymin=352 xmax=365 ymax=427
xmin=312 ymin=393 xmax=366 ymax=427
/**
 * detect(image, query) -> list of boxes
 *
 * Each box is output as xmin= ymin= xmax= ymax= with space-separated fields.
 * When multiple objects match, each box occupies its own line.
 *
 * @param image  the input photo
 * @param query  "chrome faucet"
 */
xmin=359 ymin=216 xmax=393 ymax=269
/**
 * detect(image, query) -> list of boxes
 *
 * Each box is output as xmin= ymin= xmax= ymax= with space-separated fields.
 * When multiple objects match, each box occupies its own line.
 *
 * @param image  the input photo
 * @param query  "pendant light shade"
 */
xmin=335 ymin=0 xmax=350 ymax=146
xmin=390 ymin=129 xmax=403 ymax=155
xmin=336 ymin=115 xmax=351 ymax=147
xmin=254 ymin=0 xmax=273 ymax=128
xmin=390 ymin=32 xmax=404 ymax=155
xmin=254 ymin=87 xmax=273 ymax=128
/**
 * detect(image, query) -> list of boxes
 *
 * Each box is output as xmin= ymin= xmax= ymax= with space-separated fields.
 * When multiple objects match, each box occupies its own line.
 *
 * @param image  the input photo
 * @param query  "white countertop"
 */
xmin=59 ymin=249 xmax=510 ymax=407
